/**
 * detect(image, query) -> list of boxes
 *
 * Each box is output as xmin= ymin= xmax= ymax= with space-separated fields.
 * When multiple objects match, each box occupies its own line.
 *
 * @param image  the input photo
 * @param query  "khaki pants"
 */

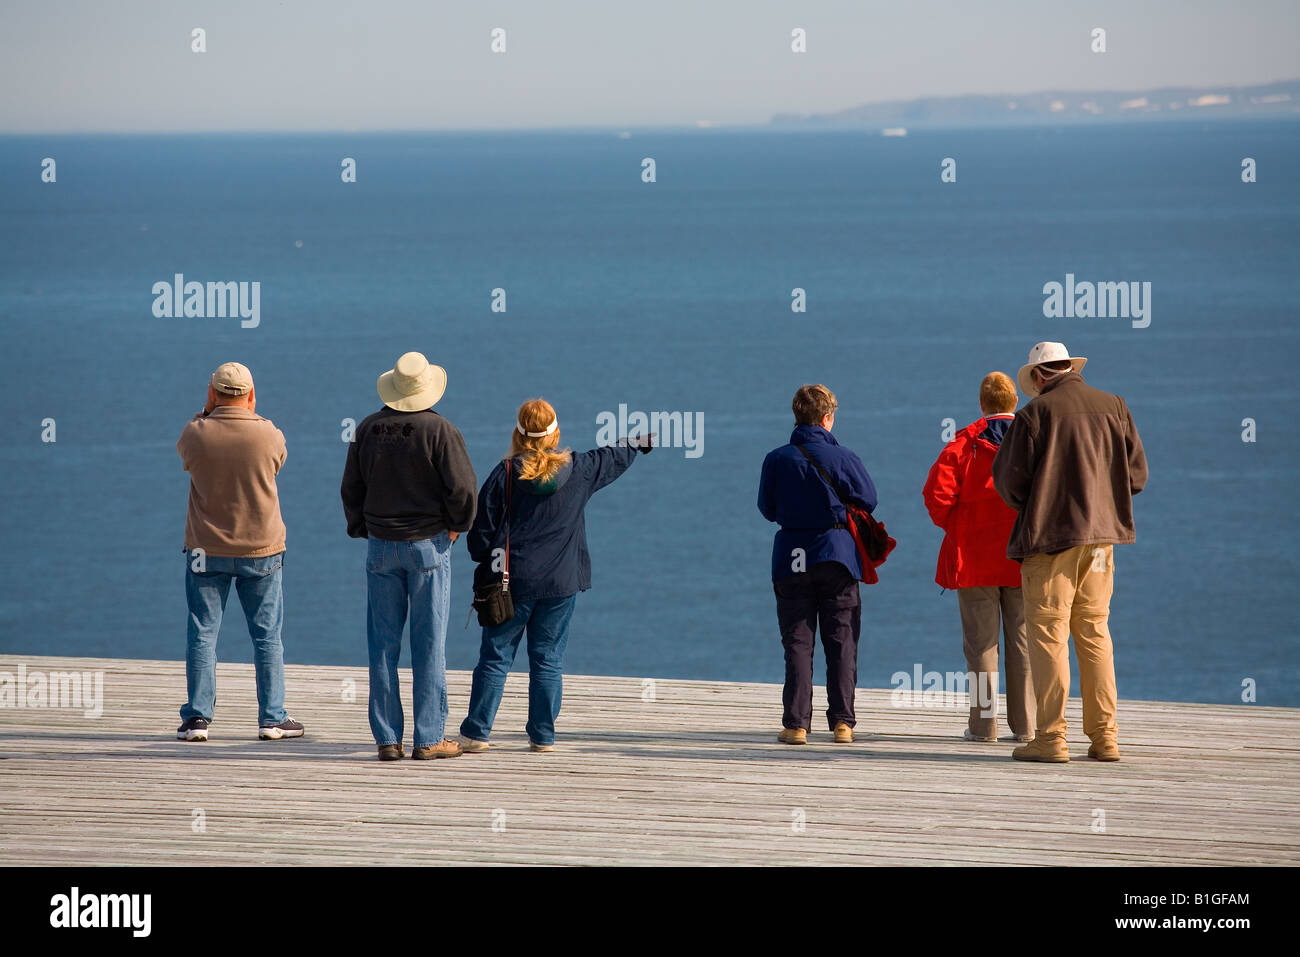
xmin=957 ymin=586 xmax=1034 ymax=739
xmin=1020 ymin=544 xmax=1118 ymax=745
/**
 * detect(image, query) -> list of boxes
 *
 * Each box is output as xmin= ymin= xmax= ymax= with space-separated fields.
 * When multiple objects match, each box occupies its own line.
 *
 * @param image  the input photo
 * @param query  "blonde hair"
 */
xmin=508 ymin=398 xmax=572 ymax=482
xmin=792 ymin=384 xmax=838 ymax=426
xmin=979 ymin=372 xmax=1017 ymax=415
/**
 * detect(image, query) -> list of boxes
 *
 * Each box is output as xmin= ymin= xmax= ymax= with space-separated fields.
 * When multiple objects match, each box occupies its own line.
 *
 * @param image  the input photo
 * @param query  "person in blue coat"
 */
xmin=758 ymin=384 xmax=877 ymax=745
xmin=459 ymin=398 xmax=652 ymax=752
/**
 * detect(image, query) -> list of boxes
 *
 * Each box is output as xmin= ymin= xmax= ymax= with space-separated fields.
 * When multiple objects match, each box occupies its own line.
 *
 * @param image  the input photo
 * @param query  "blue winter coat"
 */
xmin=758 ymin=425 xmax=878 ymax=582
xmin=467 ymin=445 xmax=639 ymax=602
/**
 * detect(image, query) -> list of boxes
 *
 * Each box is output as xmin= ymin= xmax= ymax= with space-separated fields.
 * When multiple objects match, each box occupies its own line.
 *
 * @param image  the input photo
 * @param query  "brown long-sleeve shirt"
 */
xmin=177 ymin=406 xmax=288 ymax=558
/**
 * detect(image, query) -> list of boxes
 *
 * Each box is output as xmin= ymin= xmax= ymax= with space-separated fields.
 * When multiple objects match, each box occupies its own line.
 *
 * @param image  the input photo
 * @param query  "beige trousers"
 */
xmin=957 ymin=586 xmax=1034 ymax=739
xmin=1020 ymin=544 xmax=1118 ymax=745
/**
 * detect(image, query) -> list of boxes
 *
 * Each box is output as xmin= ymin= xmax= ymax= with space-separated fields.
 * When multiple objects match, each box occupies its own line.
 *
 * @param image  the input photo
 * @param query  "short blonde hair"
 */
xmin=979 ymin=372 xmax=1017 ymax=414
xmin=792 ymin=384 xmax=837 ymax=426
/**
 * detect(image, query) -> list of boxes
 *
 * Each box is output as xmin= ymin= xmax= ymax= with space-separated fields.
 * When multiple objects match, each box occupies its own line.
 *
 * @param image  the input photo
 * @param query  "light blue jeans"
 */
xmin=460 ymin=595 xmax=577 ymax=746
xmin=366 ymin=534 xmax=452 ymax=749
xmin=181 ymin=550 xmax=288 ymax=727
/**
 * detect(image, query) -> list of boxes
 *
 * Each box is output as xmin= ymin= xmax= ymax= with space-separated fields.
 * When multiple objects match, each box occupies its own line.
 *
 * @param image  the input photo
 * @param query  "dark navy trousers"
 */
xmin=774 ymin=561 xmax=861 ymax=731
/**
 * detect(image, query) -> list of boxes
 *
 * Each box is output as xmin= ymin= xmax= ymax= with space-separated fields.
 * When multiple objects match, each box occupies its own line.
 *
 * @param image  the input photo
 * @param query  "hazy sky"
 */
xmin=2 ymin=0 xmax=1296 ymax=131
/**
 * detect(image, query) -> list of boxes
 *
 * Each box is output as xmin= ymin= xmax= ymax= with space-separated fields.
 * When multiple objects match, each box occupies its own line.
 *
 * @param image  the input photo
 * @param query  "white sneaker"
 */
xmin=963 ymin=728 xmax=997 ymax=742
xmin=458 ymin=735 xmax=490 ymax=753
xmin=529 ymin=741 xmax=554 ymax=752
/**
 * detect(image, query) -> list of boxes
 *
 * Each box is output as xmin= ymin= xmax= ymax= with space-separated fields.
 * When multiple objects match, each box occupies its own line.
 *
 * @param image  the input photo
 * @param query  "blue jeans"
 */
xmin=366 ymin=535 xmax=452 ymax=749
xmin=181 ymin=550 xmax=288 ymax=726
xmin=460 ymin=595 xmax=577 ymax=746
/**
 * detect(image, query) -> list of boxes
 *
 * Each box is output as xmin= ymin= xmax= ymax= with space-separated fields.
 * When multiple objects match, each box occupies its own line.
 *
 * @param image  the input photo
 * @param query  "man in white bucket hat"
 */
xmin=341 ymin=352 xmax=477 ymax=761
xmin=992 ymin=342 xmax=1147 ymax=763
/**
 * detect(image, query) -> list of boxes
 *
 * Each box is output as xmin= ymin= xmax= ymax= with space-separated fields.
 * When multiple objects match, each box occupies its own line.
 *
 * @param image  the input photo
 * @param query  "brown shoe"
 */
xmin=778 ymin=728 xmax=807 ymax=745
xmin=413 ymin=739 xmax=463 ymax=760
xmin=377 ymin=744 xmax=405 ymax=761
xmin=1088 ymin=740 xmax=1121 ymax=762
xmin=1012 ymin=735 xmax=1069 ymax=763
xmin=833 ymin=723 xmax=854 ymax=743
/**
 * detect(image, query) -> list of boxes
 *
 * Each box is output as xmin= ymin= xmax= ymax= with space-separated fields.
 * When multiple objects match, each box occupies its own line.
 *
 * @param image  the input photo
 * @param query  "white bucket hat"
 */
xmin=1018 ymin=341 xmax=1087 ymax=397
xmin=377 ymin=351 xmax=447 ymax=412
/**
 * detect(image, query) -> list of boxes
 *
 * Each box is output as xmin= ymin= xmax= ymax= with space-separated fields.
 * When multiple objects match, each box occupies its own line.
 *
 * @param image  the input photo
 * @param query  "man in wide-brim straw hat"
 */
xmin=341 ymin=351 xmax=477 ymax=761
xmin=992 ymin=342 xmax=1148 ymax=763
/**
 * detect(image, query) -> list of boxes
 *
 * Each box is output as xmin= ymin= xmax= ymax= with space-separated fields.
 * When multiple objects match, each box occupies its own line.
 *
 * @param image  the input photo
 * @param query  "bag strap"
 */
xmin=796 ymin=444 xmax=848 ymax=508
xmin=502 ymin=459 xmax=512 ymax=592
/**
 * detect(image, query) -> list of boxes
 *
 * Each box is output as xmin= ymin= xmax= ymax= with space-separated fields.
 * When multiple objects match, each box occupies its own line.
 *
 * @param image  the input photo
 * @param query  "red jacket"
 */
xmin=922 ymin=416 xmax=1021 ymax=589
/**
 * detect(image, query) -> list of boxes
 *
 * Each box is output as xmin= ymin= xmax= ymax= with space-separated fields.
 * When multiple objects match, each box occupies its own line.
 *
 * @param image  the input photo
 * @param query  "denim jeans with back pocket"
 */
xmin=181 ymin=550 xmax=288 ymax=726
xmin=365 ymin=534 xmax=452 ymax=748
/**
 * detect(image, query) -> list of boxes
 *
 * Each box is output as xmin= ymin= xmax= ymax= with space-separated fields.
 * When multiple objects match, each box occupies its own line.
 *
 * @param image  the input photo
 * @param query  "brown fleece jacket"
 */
xmin=991 ymin=372 xmax=1147 ymax=561
xmin=177 ymin=406 xmax=288 ymax=558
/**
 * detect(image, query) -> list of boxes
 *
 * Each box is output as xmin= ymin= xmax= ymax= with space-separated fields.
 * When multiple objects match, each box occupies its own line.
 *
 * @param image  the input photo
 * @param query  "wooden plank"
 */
xmin=0 ymin=655 xmax=1296 ymax=865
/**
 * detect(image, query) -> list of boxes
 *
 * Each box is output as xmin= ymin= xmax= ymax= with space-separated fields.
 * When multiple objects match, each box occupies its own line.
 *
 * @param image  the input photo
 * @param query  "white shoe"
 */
xmin=529 ymin=741 xmax=554 ymax=752
xmin=963 ymin=728 xmax=997 ymax=742
xmin=458 ymin=735 xmax=489 ymax=753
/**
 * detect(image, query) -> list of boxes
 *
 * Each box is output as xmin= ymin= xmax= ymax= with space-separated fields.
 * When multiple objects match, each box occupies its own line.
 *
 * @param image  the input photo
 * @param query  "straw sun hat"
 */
xmin=377 ymin=351 xmax=447 ymax=412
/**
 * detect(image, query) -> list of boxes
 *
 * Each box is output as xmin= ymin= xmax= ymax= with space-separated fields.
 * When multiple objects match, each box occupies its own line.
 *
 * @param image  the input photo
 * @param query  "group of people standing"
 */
xmin=175 ymin=351 xmax=650 ymax=759
xmin=174 ymin=339 xmax=1146 ymax=765
xmin=759 ymin=341 xmax=1147 ymax=762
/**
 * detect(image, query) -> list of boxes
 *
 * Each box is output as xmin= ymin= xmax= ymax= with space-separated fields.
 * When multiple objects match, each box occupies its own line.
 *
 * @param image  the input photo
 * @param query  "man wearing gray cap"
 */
xmin=341 ymin=352 xmax=477 ymax=761
xmin=175 ymin=362 xmax=304 ymax=742
xmin=992 ymin=343 xmax=1147 ymax=763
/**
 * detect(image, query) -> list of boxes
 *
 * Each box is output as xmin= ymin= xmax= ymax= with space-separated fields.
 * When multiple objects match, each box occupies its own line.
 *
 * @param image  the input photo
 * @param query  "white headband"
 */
xmin=517 ymin=418 xmax=558 ymax=438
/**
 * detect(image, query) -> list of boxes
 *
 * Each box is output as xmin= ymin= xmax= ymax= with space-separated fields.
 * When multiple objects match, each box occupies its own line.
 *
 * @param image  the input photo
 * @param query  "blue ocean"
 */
xmin=1 ymin=123 xmax=1297 ymax=706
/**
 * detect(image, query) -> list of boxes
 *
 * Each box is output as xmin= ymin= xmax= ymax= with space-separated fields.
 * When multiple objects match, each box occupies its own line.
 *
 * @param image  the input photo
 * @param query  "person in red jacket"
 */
xmin=922 ymin=372 xmax=1034 ymax=743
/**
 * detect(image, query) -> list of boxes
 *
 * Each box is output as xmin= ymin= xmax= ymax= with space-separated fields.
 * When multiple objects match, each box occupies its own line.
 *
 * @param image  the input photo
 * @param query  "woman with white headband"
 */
xmin=459 ymin=397 xmax=653 ymax=752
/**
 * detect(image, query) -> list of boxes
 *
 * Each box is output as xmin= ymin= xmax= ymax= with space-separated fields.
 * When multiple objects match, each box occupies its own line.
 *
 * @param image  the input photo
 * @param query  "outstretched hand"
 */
xmin=449 ymin=530 xmax=460 ymax=543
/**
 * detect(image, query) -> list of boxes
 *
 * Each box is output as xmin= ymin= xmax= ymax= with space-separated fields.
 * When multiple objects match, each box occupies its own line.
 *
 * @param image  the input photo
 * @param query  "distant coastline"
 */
xmin=771 ymin=78 xmax=1300 ymax=129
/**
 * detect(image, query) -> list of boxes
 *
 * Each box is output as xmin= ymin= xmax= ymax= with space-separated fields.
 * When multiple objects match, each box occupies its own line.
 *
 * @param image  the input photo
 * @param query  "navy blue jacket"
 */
xmin=467 ymin=445 xmax=639 ymax=602
xmin=758 ymin=425 xmax=878 ymax=582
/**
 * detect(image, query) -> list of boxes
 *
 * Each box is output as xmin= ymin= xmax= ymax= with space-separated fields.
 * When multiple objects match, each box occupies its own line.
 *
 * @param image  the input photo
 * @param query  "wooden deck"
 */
xmin=1 ymin=654 xmax=1297 ymax=866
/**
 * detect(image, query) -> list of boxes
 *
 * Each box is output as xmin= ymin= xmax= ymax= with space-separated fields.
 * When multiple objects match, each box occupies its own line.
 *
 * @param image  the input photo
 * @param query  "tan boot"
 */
xmin=778 ymin=728 xmax=807 ymax=745
xmin=1012 ymin=735 xmax=1069 ymax=763
xmin=833 ymin=723 xmax=854 ymax=743
xmin=412 ymin=739 xmax=463 ymax=760
xmin=1088 ymin=740 xmax=1121 ymax=762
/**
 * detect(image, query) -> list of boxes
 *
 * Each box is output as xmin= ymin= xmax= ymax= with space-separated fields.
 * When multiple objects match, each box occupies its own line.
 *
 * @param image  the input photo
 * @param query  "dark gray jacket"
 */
xmin=341 ymin=406 xmax=477 ymax=541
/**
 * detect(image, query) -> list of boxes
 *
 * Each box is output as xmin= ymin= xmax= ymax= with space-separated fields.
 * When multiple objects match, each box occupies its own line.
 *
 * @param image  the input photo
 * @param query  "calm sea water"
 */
xmin=1 ymin=123 xmax=1297 ymax=706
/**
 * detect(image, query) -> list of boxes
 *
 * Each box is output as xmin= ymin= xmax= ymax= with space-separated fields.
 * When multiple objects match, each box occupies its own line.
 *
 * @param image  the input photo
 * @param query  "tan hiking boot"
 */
xmin=1088 ymin=740 xmax=1121 ymax=762
xmin=412 ymin=739 xmax=463 ymax=760
xmin=778 ymin=728 xmax=807 ymax=745
xmin=1012 ymin=735 xmax=1069 ymax=763
xmin=833 ymin=723 xmax=854 ymax=743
